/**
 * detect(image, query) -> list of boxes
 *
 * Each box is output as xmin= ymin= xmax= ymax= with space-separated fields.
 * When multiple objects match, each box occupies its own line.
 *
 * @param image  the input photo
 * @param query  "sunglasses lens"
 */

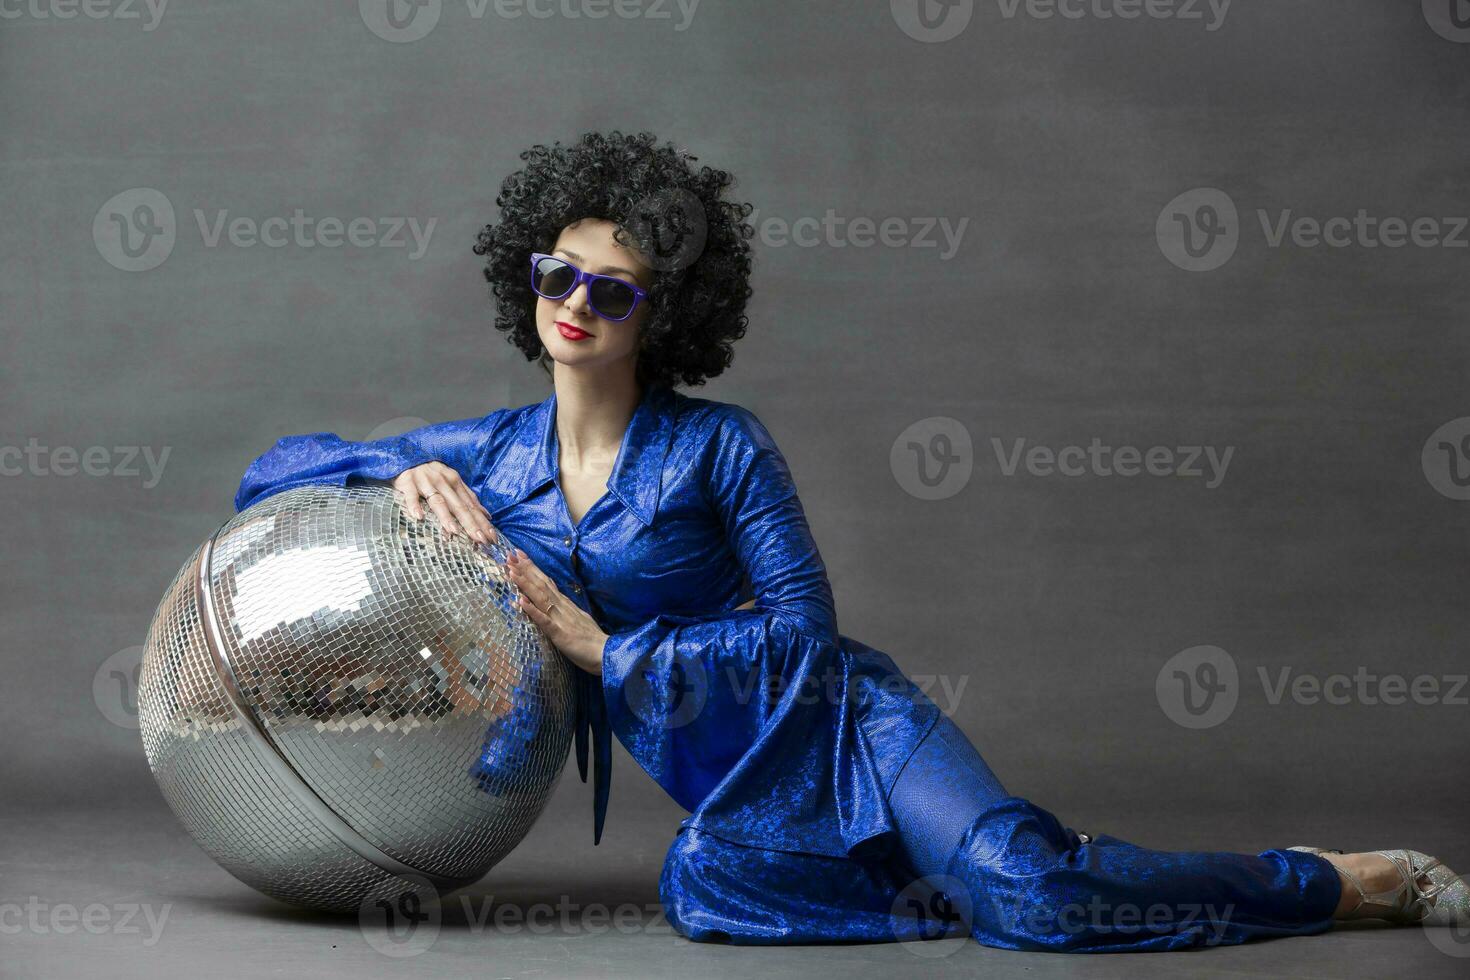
xmin=589 ymin=278 xmax=636 ymax=320
xmin=532 ymin=257 xmax=575 ymax=298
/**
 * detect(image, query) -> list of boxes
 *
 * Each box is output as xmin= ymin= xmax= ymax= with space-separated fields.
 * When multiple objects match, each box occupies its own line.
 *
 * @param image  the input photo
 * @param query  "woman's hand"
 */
xmin=506 ymin=547 xmax=608 ymax=675
xmin=391 ymin=462 xmax=498 ymax=546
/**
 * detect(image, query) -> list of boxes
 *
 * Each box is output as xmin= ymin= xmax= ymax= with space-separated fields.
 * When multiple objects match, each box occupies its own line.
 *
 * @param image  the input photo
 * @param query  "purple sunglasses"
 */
xmin=529 ymin=252 xmax=649 ymax=322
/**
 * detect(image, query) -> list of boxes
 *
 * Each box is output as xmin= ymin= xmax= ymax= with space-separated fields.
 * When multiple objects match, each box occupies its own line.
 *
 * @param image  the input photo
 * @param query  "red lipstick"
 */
xmin=556 ymin=321 xmax=592 ymax=341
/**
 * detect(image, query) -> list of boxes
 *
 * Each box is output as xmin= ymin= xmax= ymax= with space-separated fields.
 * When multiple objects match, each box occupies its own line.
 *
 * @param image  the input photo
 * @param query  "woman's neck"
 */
xmin=551 ymin=366 xmax=642 ymax=463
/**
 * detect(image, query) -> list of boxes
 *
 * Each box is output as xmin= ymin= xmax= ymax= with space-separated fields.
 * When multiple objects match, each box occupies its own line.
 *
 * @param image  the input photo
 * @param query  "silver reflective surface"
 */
xmin=138 ymin=484 xmax=574 ymax=913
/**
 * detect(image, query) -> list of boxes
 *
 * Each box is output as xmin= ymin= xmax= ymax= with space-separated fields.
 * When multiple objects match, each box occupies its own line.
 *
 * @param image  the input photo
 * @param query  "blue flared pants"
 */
xmin=885 ymin=712 xmax=1344 ymax=952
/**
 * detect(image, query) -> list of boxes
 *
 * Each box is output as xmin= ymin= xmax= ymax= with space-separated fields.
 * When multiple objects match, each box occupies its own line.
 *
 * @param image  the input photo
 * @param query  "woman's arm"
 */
xmin=233 ymin=412 xmax=506 ymax=513
xmin=701 ymin=405 xmax=838 ymax=644
xmin=597 ymin=405 xmax=841 ymax=813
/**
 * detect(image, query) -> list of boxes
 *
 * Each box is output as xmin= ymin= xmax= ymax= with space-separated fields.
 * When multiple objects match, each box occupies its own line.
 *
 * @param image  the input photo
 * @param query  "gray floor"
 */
xmin=6 ymin=791 xmax=1468 ymax=980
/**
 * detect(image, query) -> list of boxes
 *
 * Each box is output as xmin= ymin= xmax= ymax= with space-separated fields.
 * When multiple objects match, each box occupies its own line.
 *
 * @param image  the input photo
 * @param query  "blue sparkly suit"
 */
xmin=235 ymin=383 xmax=1340 ymax=952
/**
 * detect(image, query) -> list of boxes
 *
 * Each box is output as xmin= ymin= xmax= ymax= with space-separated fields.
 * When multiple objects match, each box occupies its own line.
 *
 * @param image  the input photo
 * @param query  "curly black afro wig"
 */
xmin=472 ymin=131 xmax=755 ymax=390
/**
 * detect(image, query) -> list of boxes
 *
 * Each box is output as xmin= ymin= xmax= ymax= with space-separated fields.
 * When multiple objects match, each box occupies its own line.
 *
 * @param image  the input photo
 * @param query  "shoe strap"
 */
xmin=1365 ymin=850 xmax=1444 ymax=921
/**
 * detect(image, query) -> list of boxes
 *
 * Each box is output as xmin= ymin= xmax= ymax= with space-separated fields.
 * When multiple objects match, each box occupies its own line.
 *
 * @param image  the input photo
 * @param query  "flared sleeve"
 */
xmin=599 ymin=406 xmax=894 ymax=858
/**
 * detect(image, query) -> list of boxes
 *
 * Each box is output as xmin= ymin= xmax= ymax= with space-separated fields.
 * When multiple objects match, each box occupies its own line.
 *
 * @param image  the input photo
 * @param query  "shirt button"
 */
xmin=563 ymin=536 xmax=572 ymax=546
xmin=572 ymin=584 xmax=583 ymax=594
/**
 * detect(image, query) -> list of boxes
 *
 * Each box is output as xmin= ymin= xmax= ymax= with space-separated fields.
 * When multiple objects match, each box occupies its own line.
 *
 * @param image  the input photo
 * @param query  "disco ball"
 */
xmin=137 ymin=483 xmax=575 ymax=913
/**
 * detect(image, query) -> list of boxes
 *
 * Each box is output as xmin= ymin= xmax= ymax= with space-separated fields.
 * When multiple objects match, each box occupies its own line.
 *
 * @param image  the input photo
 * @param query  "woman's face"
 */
xmin=534 ymin=218 xmax=652 ymax=378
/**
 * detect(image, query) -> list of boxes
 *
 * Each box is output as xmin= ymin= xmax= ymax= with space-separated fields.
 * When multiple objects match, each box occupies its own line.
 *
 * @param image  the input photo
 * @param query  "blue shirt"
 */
xmin=235 ymin=382 xmax=942 ymax=943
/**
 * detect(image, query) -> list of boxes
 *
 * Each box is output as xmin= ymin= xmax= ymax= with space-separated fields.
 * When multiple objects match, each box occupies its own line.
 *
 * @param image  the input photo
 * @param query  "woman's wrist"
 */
xmin=590 ymin=632 xmax=608 ymax=675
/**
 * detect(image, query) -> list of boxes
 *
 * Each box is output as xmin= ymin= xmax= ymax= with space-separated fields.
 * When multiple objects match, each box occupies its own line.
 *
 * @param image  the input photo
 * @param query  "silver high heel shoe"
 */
xmin=1289 ymin=846 xmax=1469 ymax=926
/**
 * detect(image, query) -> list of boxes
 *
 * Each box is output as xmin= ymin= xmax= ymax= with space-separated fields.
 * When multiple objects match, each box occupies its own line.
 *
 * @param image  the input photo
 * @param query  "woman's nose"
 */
xmin=563 ymin=283 xmax=591 ymax=316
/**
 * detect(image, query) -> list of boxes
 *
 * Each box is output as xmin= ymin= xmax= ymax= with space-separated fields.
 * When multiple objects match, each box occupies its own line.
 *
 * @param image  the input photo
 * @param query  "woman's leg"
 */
xmin=886 ymin=712 xmax=1343 ymax=952
xmin=886 ymin=705 xmax=1010 ymax=879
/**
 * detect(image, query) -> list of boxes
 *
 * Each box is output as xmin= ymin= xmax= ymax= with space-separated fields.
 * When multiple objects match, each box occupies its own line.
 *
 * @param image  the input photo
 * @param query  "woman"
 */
xmin=234 ymin=131 xmax=1466 ymax=951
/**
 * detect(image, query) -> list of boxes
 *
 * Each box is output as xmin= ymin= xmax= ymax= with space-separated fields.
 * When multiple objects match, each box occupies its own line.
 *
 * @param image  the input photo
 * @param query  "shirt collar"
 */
xmin=507 ymin=383 xmax=676 ymax=527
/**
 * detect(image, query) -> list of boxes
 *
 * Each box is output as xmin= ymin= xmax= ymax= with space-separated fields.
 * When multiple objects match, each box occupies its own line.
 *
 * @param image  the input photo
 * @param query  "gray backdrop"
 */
xmin=3 ymin=2 xmax=1468 ymax=977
